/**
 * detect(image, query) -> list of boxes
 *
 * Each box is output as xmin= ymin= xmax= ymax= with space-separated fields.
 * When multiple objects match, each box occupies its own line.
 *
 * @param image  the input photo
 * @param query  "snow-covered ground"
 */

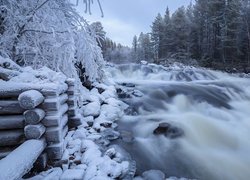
xmin=4 ymin=62 xmax=250 ymax=180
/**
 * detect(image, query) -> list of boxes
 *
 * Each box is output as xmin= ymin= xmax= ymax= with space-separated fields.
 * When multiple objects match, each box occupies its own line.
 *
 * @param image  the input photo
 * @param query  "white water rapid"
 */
xmin=106 ymin=63 xmax=250 ymax=180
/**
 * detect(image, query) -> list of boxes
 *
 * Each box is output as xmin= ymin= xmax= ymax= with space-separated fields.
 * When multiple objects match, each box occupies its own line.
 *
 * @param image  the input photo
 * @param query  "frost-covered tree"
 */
xmin=90 ymin=21 xmax=106 ymax=49
xmin=0 ymin=0 xmax=104 ymax=81
xmin=132 ymin=35 xmax=138 ymax=62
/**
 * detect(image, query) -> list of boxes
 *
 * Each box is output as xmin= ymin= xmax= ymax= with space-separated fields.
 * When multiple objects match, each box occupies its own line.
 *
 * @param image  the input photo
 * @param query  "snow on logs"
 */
xmin=24 ymin=108 xmax=45 ymax=125
xmin=24 ymin=124 xmax=46 ymax=140
xmin=18 ymin=90 xmax=45 ymax=109
xmin=0 ymin=139 xmax=46 ymax=180
xmin=0 ymin=78 xmax=80 ymax=161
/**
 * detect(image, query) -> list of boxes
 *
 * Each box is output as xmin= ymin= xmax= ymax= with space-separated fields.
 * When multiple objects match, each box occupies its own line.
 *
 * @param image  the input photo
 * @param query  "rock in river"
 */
xmin=153 ymin=122 xmax=184 ymax=139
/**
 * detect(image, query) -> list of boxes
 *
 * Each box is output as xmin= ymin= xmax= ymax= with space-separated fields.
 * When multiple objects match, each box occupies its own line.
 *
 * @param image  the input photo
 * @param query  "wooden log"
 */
xmin=0 ymin=100 xmax=24 ymax=115
xmin=46 ymin=141 xmax=64 ymax=160
xmin=41 ymin=90 xmax=67 ymax=99
xmin=42 ymin=104 xmax=68 ymax=127
xmin=40 ymin=84 xmax=68 ymax=98
xmin=0 ymin=130 xmax=25 ymax=147
xmin=24 ymin=108 xmax=45 ymax=125
xmin=0 ymin=115 xmax=24 ymax=130
xmin=18 ymin=90 xmax=45 ymax=109
xmin=0 ymin=82 xmax=67 ymax=98
xmin=45 ymin=125 xmax=68 ymax=144
xmin=42 ymin=94 xmax=68 ymax=111
xmin=24 ymin=124 xmax=46 ymax=140
xmin=0 ymin=139 xmax=46 ymax=180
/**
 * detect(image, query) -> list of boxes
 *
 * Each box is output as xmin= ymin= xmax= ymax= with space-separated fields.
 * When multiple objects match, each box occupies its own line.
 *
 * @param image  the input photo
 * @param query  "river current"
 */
xmin=106 ymin=63 xmax=250 ymax=180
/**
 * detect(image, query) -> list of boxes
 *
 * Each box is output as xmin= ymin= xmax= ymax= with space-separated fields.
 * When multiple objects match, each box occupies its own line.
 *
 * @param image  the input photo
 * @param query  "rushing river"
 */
xmin=106 ymin=63 xmax=250 ymax=180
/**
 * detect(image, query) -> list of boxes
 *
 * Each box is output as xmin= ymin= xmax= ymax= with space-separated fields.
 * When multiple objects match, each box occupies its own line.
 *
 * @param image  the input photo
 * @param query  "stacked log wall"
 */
xmin=65 ymin=79 xmax=83 ymax=128
xmin=0 ymin=79 xmax=81 ymax=168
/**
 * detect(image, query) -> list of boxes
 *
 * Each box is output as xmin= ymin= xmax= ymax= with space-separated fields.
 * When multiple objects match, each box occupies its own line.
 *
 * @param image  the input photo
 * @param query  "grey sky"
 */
xmin=76 ymin=0 xmax=191 ymax=46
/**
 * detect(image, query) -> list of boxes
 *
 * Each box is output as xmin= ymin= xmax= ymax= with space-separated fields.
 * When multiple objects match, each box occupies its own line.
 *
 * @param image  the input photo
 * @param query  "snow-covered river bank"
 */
xmin=106 ymin=63 xmax=250 ymax=180
xmin=26 ymin=63 xmax=250 ymax=180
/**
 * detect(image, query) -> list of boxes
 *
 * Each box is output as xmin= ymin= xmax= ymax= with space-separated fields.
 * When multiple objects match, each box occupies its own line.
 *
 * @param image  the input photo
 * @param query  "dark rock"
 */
xmin=73 ymin=160 xmax=81 ymax=165
xmin=96 ymin=87 xmax=105 ymax=94
xmin=153 ymin=122 xmax=183 ymax=139
xmin=117 ymin=89 xmax=132 ymax=99
xmin=86 ymin=121 xmax=93 ymax=127
xmin=100 ymin=122 xmax=112 ymax=128
xmin=82 ymin=80 xmax=92 ymax=90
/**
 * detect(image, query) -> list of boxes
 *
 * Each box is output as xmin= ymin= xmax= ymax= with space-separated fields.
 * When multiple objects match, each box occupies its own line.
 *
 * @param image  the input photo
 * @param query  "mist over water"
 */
xmin=106 ymin=64 xmax=250 ymax=180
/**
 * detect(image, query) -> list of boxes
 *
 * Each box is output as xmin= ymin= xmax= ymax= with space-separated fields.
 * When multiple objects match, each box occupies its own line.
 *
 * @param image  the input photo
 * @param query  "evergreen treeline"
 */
xmin=133 ymin=0 xmax=250 ymax=72
xmin=90 ymin=21 xmax=132 ymax=64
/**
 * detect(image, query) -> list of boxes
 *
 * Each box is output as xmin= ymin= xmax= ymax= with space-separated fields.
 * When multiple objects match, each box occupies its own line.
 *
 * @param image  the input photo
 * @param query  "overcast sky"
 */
xmin=76 ymin=0 xmax=191 ymax=47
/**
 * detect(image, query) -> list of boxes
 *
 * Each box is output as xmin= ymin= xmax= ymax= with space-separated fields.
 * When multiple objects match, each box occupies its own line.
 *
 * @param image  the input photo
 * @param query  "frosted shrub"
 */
xmin=0 ymin=0 xmax=105 ymax=81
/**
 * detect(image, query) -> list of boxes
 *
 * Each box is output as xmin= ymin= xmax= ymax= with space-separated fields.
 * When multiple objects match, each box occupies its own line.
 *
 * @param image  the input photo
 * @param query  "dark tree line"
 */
xmin=133 ymin=0 xmax=250 ymax=71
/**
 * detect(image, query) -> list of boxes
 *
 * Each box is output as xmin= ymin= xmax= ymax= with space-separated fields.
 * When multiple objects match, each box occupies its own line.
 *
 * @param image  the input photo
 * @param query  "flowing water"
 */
xmin=106 ymin=63 xmax=250 ymax=180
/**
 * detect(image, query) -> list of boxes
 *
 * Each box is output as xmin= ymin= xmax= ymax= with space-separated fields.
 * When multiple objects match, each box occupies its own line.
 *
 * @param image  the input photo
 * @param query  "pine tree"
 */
xmin=162 ymin=7 xmax=173 ymax=58
xmin=132 ymin=35 xmax=138 ymax=61
xmin=171 ymin=6 xmax=189 ymax=59
xmin=239 ymin=0 xmax=250 ymax=66
xmin=221 ymin=0 xmax=241 ymax=64
xmin=151 ymin=13 xmax=164 ymax=63
xmin=138 ymin=32 xmax=145 ymax=61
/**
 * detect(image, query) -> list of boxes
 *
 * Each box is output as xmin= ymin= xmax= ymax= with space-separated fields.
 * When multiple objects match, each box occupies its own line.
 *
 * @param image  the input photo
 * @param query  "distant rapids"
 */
xmin=106 ymin=63 xmax=250 ymax=180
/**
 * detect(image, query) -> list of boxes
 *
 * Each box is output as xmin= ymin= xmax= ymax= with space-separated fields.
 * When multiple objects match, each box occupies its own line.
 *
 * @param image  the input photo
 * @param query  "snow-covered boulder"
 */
xmin=82 ymin=102 xmax=101 ymax=117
